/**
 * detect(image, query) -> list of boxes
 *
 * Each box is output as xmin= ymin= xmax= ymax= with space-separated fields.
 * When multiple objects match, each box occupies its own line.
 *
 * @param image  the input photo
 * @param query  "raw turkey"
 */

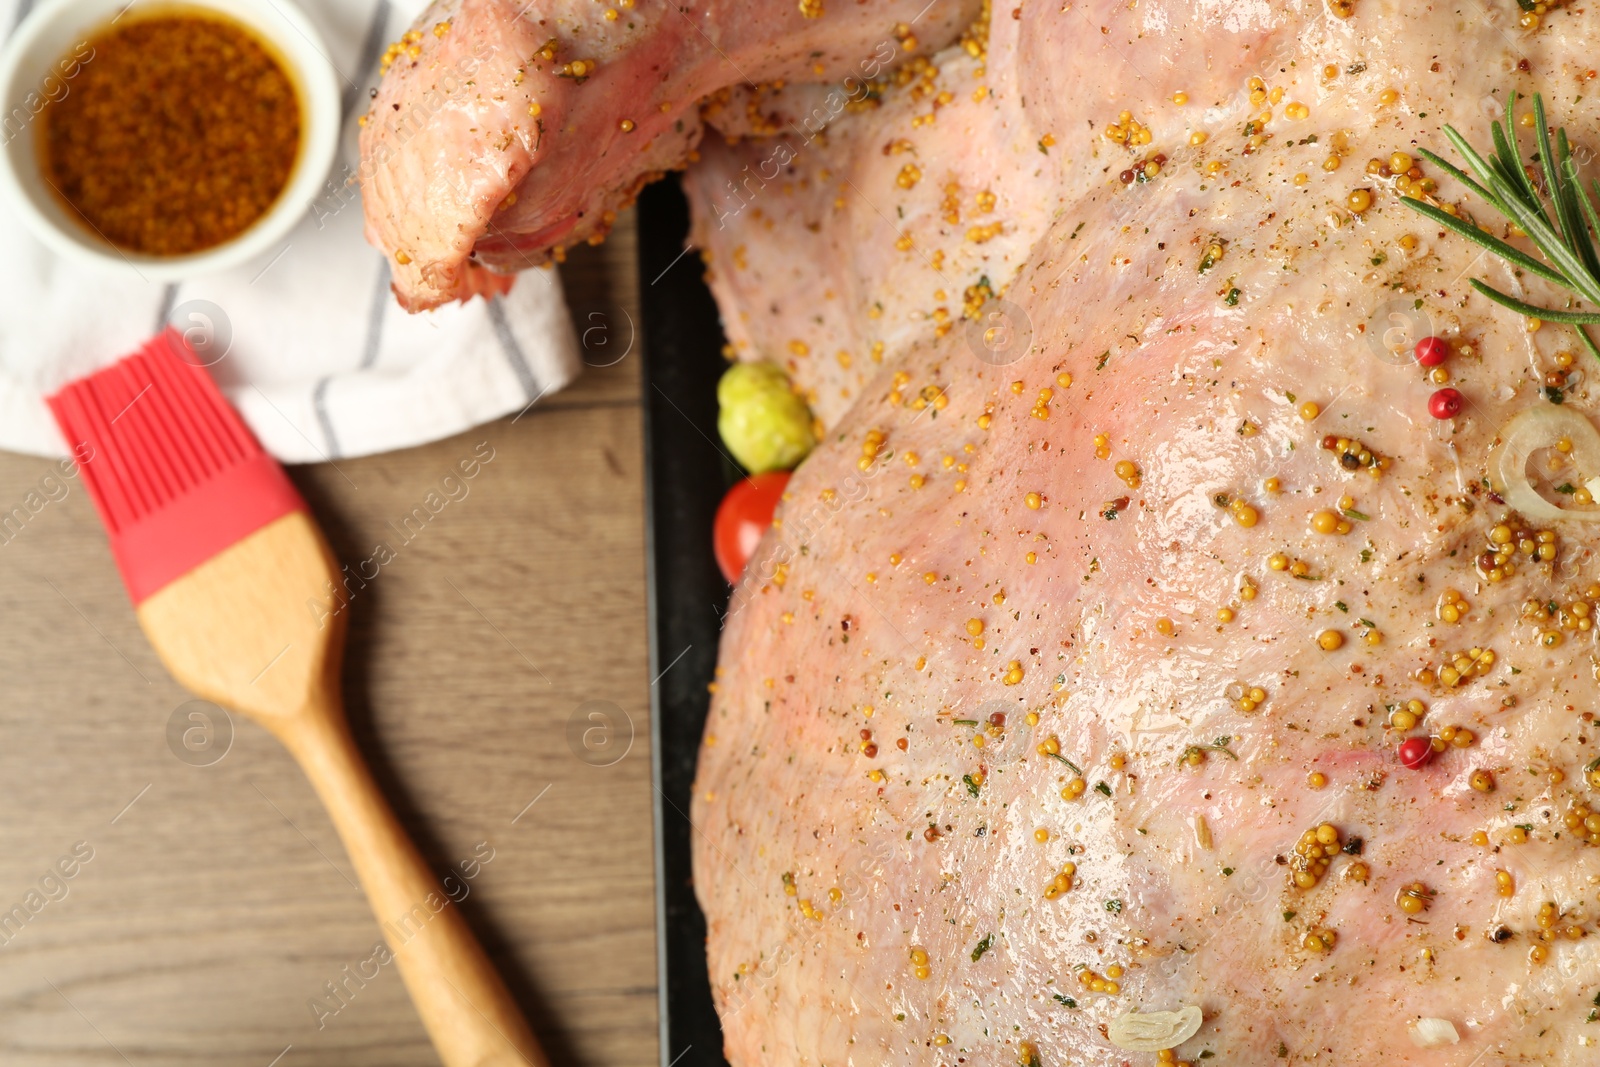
xmin=356 ymin=0 xmax=976 ymax=309
xmin=361 ymin=1 xmax=1600 ymax=1063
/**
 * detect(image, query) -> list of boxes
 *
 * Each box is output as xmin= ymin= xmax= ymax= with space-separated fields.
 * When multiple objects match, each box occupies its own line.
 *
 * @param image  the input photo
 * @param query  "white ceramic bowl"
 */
xmin=0 ymin=0 xmax=340 ymax=281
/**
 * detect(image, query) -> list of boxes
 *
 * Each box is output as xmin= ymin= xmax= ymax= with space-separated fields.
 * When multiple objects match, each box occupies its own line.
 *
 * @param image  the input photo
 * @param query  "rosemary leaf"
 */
xmin=1045 ymin=751 xmax=1084 ymax=775
xmin=1413 ymin=145 xmax=1495 ymax=207
xmin=1468 ymin=281 xmax=1600 ymax=324
xmin=1403 ymin=198 xmax=1561 ymax=284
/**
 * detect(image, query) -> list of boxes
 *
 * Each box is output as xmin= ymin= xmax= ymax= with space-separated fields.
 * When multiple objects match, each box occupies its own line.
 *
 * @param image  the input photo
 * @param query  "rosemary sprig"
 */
xmin=1402 ymin=92 xmax=1600 ymax=361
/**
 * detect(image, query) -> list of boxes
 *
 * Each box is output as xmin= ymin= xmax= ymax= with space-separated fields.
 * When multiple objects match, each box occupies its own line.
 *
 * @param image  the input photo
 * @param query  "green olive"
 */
xmin=717 ymin=361 xmax=816 ymax=473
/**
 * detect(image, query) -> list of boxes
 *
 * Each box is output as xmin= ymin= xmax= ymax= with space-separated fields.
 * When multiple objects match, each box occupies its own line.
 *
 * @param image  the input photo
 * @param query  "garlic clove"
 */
xmin=1408 ymin=1017 xmax=1460 ymax=1048
xmin=1108 ymin=1005 xmax=1203 ymax=1051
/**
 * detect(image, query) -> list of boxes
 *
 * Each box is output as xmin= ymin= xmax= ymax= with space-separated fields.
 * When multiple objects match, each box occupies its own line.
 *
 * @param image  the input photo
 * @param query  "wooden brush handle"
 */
xmin=135 ymin=515 xmax=546 ymax=1065
xmin=281 ymin=706 xmax=547 ymax=1067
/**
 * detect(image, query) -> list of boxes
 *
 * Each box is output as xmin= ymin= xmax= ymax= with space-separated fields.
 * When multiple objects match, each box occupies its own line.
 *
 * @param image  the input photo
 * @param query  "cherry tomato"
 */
xmin=1398 ymin=736 xmax=1433 ymax=769
xmin=714 ymin=471 xmax=790 ymax=583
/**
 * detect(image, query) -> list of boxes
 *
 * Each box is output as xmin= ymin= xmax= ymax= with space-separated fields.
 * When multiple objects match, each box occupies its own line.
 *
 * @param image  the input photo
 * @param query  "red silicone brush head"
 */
xmin=47 ymin=328 xmax=305 ymax=604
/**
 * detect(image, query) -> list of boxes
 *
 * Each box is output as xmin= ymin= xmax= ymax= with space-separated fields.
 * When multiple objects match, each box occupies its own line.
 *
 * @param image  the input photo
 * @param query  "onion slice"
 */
xmin=1407 ymin=1017 xmax=1460 ymax=1048
xmin=1489 ymin=406 xmax=1600 ymax=522
xmin=1108 ymin=1005 xmax=1203 ymax=1051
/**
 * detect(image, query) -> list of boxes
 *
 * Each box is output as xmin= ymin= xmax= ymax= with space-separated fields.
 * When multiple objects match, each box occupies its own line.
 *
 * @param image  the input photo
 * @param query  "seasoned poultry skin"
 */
xmin=362 ymin=0 xmax=1600 ymax=1062
xmin=686 ymin=3 xmax=1600 ymax=1066
xmin=357 ymin=0 xmax=976 ymax=309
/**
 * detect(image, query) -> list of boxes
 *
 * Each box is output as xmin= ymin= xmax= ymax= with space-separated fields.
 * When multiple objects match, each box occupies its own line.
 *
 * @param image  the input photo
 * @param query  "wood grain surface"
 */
xmin=0 ymin=219 xmax=659 ymax=1066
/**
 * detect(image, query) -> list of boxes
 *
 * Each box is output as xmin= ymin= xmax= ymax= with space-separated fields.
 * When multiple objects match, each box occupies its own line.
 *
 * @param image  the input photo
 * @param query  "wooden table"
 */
xmin=0 ymin=220 xmax=659 ymax=1066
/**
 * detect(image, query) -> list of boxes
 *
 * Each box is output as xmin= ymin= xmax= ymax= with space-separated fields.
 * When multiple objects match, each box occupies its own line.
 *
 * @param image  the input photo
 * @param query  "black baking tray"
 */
xmin=640 ymin=178 xmax=737 ymax=1067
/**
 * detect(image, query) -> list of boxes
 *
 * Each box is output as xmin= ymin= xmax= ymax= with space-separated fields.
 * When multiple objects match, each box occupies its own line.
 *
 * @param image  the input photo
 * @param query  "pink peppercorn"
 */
xmin=1428 ymin=388 xmax=1463 ymax=419
xmin=1414 ymin=336 xmax=1449 ymax=367
xmin=1399 ymin=736 xmax=1433 ymax=769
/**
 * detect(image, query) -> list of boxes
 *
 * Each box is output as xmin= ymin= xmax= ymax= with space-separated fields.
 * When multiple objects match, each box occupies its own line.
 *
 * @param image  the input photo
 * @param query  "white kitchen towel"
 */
xmin=0 ymin=0 xmax=580 ymax=463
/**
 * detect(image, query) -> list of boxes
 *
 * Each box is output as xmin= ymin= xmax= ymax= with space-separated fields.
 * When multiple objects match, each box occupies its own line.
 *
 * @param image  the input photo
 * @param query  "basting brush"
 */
xmin=48 ymin=328 xmax=545 ymax=1067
